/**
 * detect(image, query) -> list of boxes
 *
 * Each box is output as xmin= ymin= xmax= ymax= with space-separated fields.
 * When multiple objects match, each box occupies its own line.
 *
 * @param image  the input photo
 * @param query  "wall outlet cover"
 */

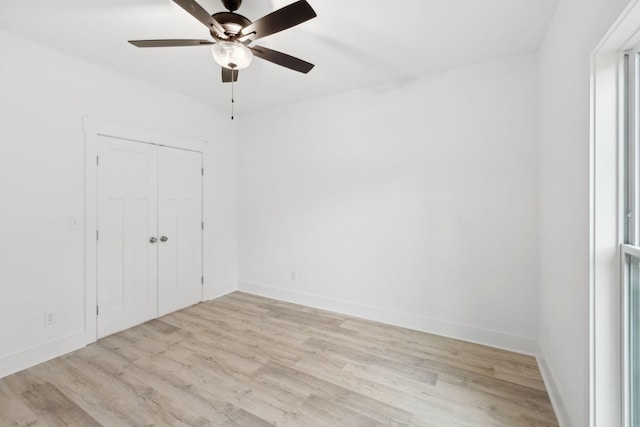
xmin=44 ymin=310 xmax=56 ymax=326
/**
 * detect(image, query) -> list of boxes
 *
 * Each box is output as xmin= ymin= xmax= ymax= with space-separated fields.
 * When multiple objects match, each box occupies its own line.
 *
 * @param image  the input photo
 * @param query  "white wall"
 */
xmin=237 ymin=53 xmax=540 ymax=354
xmin=0 ymin=29 xmax=237 ymax=377
xmin=538 ymin=0 xmax=631 ymax=425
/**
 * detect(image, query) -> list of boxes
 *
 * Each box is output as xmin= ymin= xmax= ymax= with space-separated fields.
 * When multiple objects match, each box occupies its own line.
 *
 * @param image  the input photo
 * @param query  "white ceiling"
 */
xmin=0 ymin=0 xmax=558 ymax=115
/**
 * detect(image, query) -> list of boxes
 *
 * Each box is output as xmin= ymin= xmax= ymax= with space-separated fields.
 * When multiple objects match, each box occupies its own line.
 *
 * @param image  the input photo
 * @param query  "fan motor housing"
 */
xmin=211 ymin=12 xmax=252 ymax=40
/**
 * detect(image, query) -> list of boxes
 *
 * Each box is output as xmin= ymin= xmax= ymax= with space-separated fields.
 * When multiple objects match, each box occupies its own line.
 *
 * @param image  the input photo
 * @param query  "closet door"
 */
xmin=157 ymin=146 xmax=203 ymax=316
xmin=97 ymin=137 xmax=158 ymax=338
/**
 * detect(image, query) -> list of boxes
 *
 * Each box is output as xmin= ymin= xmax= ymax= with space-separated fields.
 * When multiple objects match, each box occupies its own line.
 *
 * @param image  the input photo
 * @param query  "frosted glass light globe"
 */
xmin=211 ymin=42 xmax=253 ymax=70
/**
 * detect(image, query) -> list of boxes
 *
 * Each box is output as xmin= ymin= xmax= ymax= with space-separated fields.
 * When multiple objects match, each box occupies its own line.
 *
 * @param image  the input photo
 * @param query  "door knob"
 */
xmin=149 ymin=237 xmax=158 ymax=243
xmin=160 ymin=236 xmax=168 ymax=242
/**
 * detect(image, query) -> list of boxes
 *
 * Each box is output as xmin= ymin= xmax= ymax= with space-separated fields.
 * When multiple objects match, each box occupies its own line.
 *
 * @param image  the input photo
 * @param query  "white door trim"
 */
xmin=84 ymin=116 xmax=206 ymax=344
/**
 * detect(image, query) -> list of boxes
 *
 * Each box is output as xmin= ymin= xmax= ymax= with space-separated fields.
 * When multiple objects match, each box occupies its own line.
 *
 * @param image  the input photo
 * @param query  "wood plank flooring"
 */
xmin=0 ymin=292 xmax=559 ymax=426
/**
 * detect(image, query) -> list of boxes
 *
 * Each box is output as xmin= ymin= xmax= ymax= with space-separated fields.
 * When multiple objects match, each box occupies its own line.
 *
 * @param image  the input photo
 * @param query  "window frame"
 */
xmin=590 ymin=3 xmax=640 ymax=425
xmin=621 ymin=42 xmax=640 ymax=427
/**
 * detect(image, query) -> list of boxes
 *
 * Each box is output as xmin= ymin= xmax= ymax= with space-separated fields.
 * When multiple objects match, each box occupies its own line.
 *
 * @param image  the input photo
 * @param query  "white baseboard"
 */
xmin=0 ymin=283 xmax=238 ymax=380
xmin=0 ymin=331 xmax=89 ymax=379
xmin=537 ymin=347 xmax=573 ymax=427
xmin=1 ymin=281 xmax=540 ymax=386
xmin=237 ymin=280 xmax=537 ymax=355
xmin=203 ymin=281 xmax=238 ymax=301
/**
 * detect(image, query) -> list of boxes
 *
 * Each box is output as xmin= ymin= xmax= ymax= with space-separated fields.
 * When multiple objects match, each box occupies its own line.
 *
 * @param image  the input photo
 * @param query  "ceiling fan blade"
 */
xmin=250 ymin=45 xmax=314 ymax=73
xmin=172 ymin=0 xmax=227 ymax=37
xmin=129 ymin=39 xmax=214 ymax=48
xmin=221 ymin=67 xmax=239 ymax=83
xmin=240 ymin=0 xmax=316 ymax=41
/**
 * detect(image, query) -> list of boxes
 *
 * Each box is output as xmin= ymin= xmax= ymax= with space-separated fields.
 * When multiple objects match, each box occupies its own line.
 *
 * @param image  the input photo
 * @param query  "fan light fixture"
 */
xmin=129 ymin=0 xmax=318 ymax=119
xmin=211 ymin=42 xmax=253 ymax=70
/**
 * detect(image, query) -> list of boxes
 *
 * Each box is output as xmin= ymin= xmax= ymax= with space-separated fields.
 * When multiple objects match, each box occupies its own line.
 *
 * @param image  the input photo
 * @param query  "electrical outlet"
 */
xmin=44 ymin=310 xmax=56 ymax=326
xmin=290 ymin=271 xmax=298 ymax=281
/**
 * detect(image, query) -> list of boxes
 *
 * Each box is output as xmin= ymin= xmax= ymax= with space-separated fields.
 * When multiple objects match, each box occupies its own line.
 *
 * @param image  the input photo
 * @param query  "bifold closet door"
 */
xmin=97 ymin=137 xmax=158 ymax=339
xmin=157 ymin=146 xmax=203 ymax=316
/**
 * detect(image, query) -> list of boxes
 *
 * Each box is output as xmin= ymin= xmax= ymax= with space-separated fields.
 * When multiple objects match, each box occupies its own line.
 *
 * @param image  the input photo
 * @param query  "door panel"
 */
xmin=97 ymin=137 xmax=158 ymax=338
xmin=158 ymin=147 xmax=203 ymax=316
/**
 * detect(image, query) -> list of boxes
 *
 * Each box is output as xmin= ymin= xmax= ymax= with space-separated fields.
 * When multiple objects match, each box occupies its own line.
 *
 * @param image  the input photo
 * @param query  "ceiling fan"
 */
xmin=129 ymin=0 xmax=317 ymax=83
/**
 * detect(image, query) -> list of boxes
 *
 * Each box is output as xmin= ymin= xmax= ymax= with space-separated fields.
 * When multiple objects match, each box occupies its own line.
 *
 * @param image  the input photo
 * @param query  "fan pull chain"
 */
xmin=231 ymin=77 xmax=234 ymax=120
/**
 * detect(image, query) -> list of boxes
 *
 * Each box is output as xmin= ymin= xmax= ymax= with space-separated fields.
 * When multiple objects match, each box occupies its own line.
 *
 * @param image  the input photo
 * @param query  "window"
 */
xmin=629 ymin=260 xmax=640 ymax=426
xmin=622 ymin=43 xmax=640 ymax=427
xmin=591 ymin=4 xmax=640 ymax=424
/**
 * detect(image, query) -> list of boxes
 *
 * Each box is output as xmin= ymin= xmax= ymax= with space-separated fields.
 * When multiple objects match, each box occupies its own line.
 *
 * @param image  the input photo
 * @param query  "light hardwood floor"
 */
xmin=0 ymin=292 xmax=558 ymax=426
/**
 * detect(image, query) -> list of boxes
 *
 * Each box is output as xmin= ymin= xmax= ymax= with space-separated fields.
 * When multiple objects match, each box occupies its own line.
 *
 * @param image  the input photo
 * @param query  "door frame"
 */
xmin=84 ymin=117 xmax=206 ymax=343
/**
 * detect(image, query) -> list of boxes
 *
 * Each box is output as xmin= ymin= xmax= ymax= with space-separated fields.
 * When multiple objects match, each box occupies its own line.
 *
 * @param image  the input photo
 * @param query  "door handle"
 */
xmin=149 ymin=237 xmax=158 ymax=243
xmin=160 ymin=236 xmax=168 ymax=242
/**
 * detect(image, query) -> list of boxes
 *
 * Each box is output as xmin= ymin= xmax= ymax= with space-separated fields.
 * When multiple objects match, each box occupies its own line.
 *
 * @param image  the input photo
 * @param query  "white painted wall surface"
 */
xmin=0 ymin=29 xmax=237 ymax=377
xmin=237 ymin=54 xmax=540 ymax=354
xmin=538 ymin=0 xmax=631 ymax=425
